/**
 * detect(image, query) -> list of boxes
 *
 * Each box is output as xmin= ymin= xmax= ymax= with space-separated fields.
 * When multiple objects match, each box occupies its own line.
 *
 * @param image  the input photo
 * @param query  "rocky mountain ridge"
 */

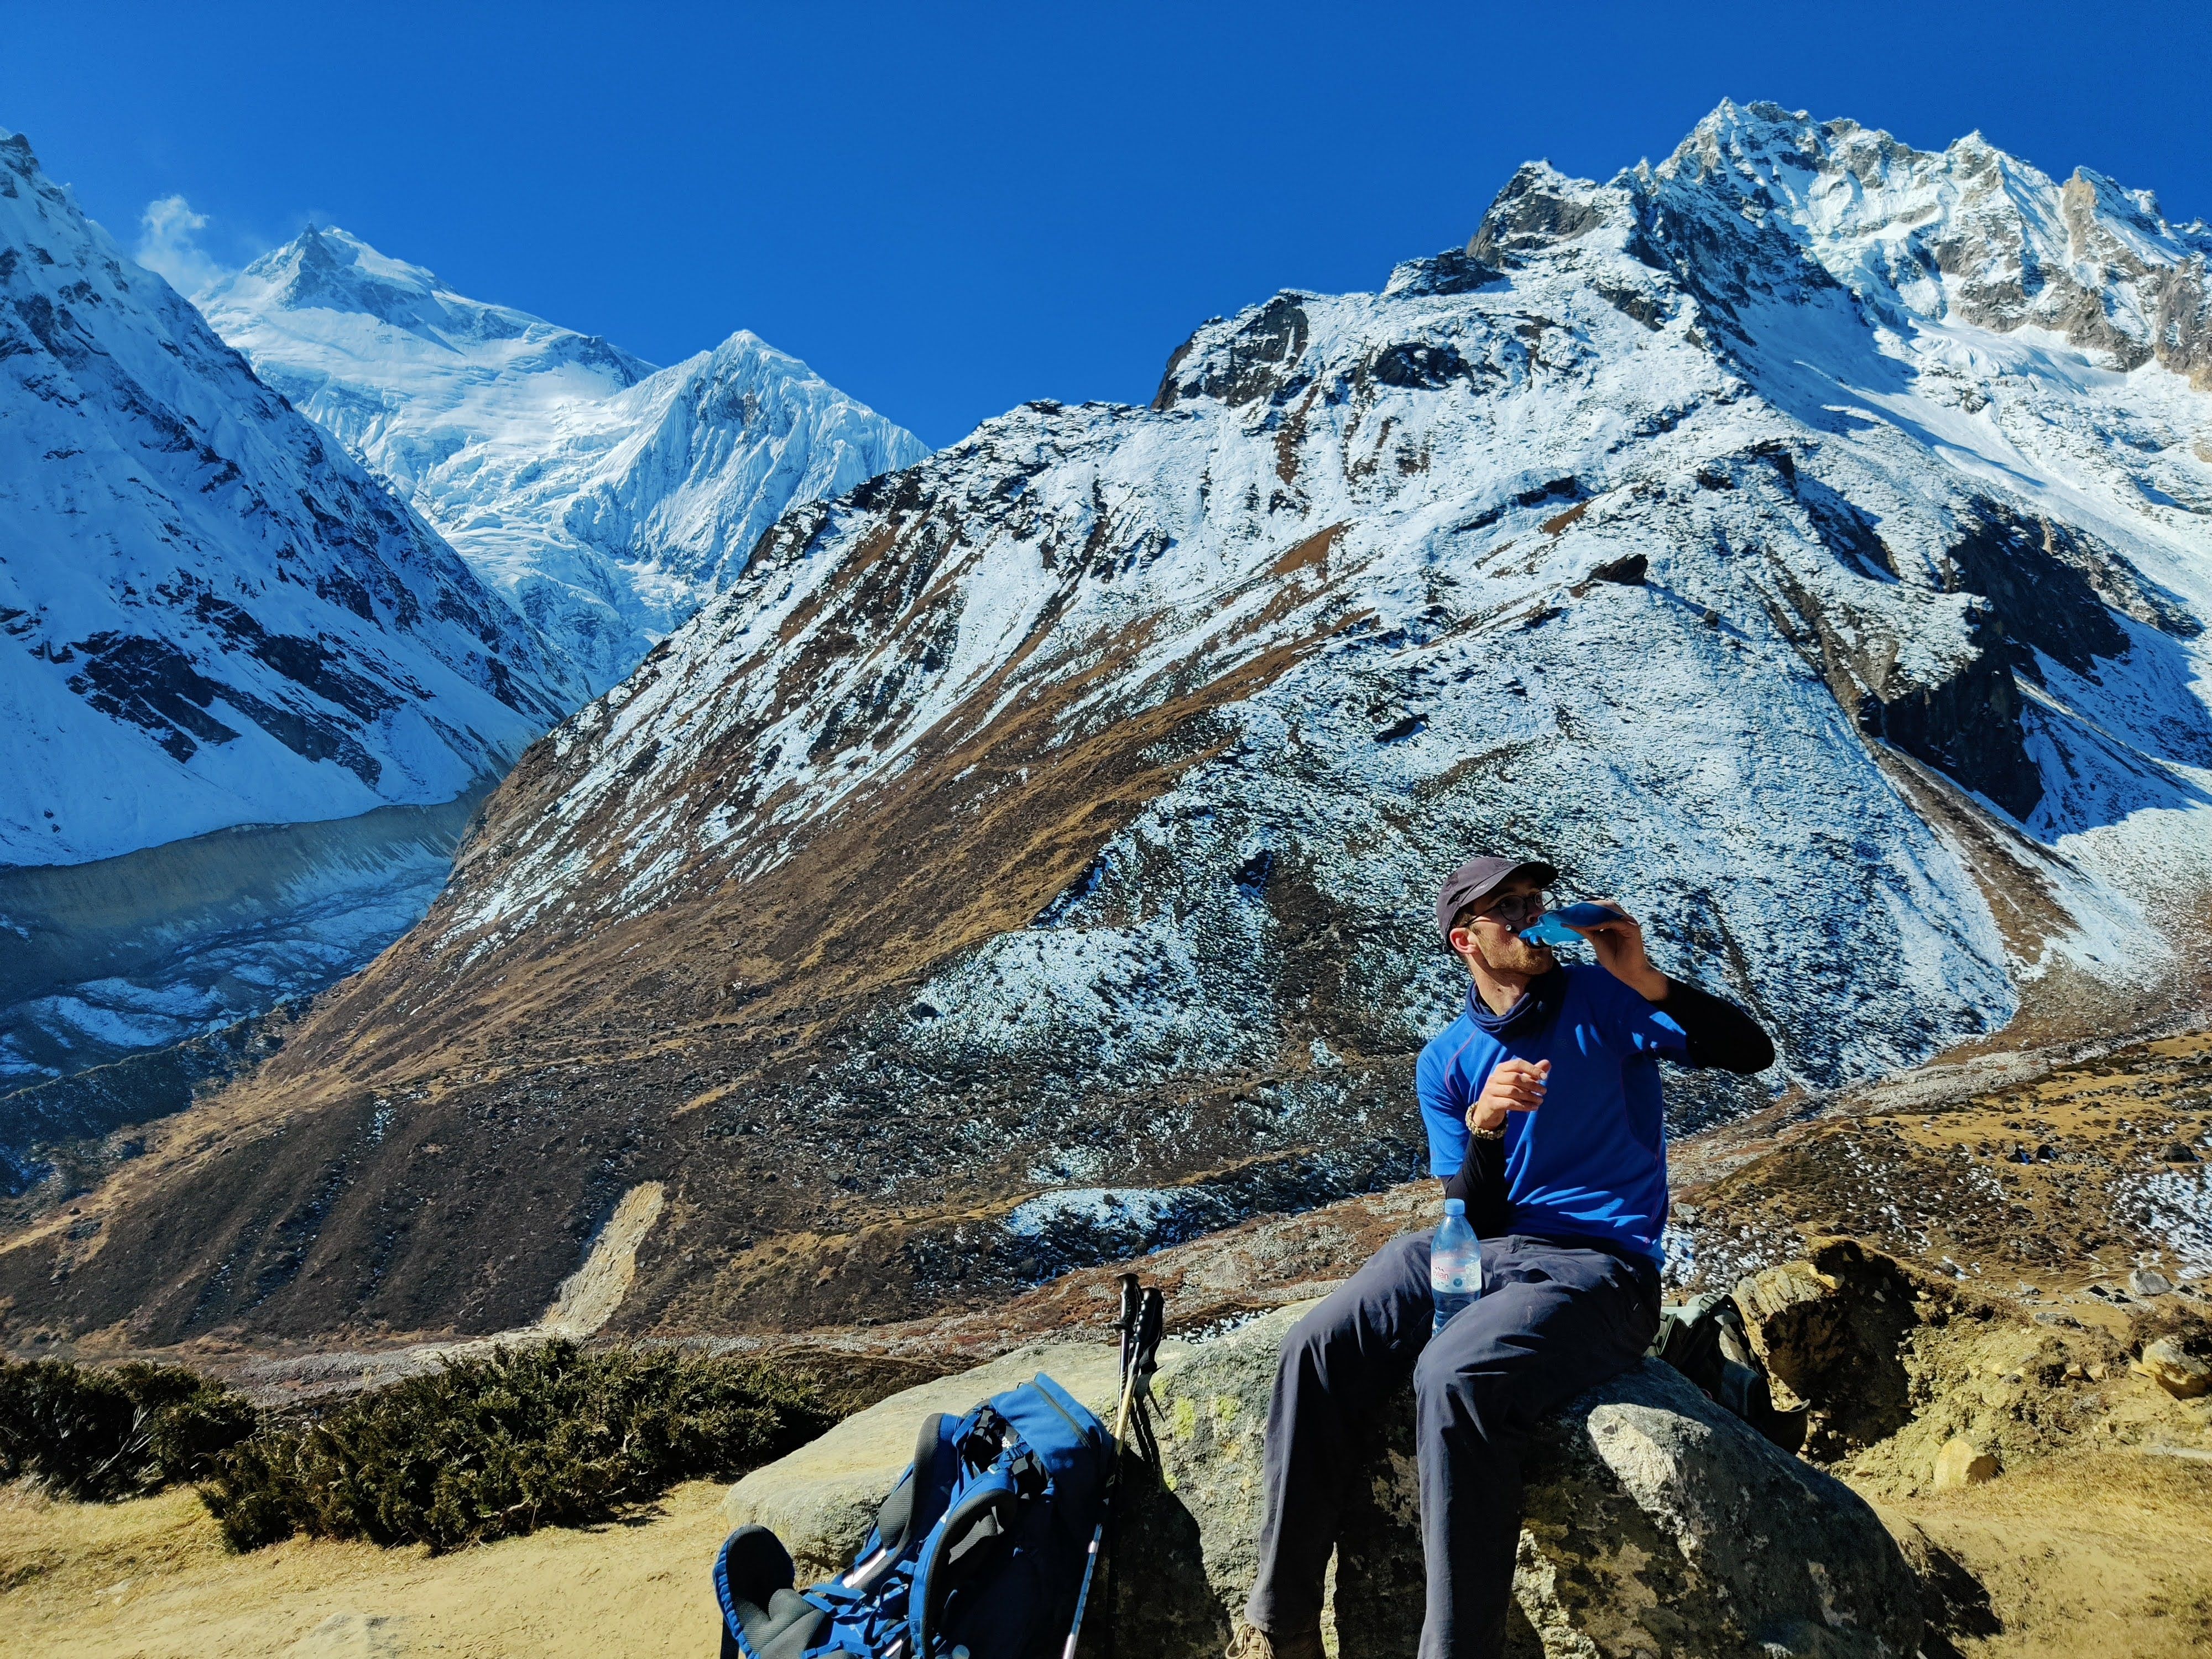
xmin=200 ymin=227 xmax=931 ymax=695
xmin=0 ymin=130 xmax=572 ymax=1100
xmin=3 ymin=102 xmax=2208 ymax=1347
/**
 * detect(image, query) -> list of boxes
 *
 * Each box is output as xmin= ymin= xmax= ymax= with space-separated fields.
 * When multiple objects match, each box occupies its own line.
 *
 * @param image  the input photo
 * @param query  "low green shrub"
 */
xmin=0 ymin=1357 xmax=258 ymax=1500
xmin=199 ymin=1340 xmax=832 ymax=1553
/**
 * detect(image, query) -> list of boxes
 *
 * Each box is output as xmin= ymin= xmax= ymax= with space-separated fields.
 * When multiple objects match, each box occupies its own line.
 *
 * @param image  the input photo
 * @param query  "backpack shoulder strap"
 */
xmin=908 ymin=1469 xmax=1021 ymax=1659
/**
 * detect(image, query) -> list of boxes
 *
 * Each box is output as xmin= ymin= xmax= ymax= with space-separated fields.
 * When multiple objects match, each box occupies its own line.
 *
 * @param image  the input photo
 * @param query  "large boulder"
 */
xmin=723 ymin=1337 xmax=1157 ymax=1580
xmin=723 ymin=1305 xmax=1922 ymax=1658
xmin=1731 ymin=1240 xmax=1923 ymax=1460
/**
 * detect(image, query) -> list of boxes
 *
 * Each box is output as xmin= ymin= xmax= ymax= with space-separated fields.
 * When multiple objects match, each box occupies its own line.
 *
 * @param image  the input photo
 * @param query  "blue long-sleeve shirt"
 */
xmin=1417 ymin=963 xmax=1767 ymax=1264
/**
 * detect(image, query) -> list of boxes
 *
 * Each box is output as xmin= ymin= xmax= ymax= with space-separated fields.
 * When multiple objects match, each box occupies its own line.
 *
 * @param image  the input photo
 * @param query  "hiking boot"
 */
xmin=1225 ymin=1621 xmax=1325 ymax=1659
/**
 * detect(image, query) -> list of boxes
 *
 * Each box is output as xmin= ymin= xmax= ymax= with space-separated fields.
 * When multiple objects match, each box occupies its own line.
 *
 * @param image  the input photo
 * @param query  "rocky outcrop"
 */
xmin=722 ymin=1305 xmax=1922 ymax=1659
xmin=2133 ymin=1338 xmax=2211 ymax=1399
xmin=1153 ymin=293 xmax=1313 ymax=409
xmin=1732 ymin=1240 xmax=1924 ymax=1462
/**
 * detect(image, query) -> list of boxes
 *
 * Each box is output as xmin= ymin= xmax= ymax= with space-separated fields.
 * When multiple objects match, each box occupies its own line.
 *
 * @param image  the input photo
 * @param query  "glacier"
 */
xmin=200 ymin=226 xmax=932 ymax=695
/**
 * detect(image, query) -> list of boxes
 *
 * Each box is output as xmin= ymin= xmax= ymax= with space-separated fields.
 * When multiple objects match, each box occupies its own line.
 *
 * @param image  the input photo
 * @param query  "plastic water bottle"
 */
xmin=1431 ymin=1198 xmax=1481 ymax=1334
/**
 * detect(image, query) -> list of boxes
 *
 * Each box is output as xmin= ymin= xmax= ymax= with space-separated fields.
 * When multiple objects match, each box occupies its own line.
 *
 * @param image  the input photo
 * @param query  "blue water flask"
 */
xmin=1520 ymin=902 xmax=1625 ymax=947
xmin=1431 ymin=1198 xmax=1481 ymax=1334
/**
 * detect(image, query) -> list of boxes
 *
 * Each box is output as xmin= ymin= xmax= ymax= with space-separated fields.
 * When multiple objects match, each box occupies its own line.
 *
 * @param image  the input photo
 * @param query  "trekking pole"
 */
xmin=1063 ymin=1276 xmax=1144 ymax=1659
xmin=1129 ymin=1288 xmax=1165 ymax=1468
xmin=1116 ymin=1272 xmax=1140 ymax=1390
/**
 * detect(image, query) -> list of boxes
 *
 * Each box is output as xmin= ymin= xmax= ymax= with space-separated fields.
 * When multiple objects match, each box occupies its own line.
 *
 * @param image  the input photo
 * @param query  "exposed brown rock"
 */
xmin=1932 ymin=1435 xmax=1999 ymax=1488
xmin=2133 ymin=1338 xmax=2210 ymax=1399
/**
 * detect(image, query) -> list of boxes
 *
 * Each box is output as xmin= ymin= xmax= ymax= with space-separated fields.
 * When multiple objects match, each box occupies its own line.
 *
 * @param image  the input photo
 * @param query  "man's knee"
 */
xmin=1281 ymin=1299 xmax=1339 ymax=1375
xmin=1281 ymin=1287 xmax=1366 ymax=1379
xmin=1411 ymin=1296 xmax=1567 ymax=1430
xmin=1411 ymin=1339 xmax=1523 ymax=1451
xmin=1411 ymin=1330 xmax=1491 ymax=1407
xmin=1375 ymin=1230 xmax=1428 ymax=1270
xmin=1280 ymin=1233 xmax=1429 ymax=1379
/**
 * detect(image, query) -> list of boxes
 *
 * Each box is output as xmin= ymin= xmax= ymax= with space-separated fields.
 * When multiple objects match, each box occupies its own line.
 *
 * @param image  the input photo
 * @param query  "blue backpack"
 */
xmin=716 ymin=1373 xmax=1112 ymax=1659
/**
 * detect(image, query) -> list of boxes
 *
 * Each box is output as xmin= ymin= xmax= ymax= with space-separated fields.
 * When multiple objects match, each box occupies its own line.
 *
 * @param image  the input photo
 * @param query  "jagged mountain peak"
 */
xmin=664 ymin=326 xmax=857 ymax=405
xmin=1639 ymin=104 xmax=2212 ymax=385
xmin=1443 ymin=103 xmax=2212 ymax=398
xmin=215 ymin=223 xmax=655 ymax=380
xmin=204 ymin=241 xmax=930 ymax=694
xmin=1464 ymin=159 xmax=1635 ymax=268
xmin=242 ymin=223 xmax=440 ymax=310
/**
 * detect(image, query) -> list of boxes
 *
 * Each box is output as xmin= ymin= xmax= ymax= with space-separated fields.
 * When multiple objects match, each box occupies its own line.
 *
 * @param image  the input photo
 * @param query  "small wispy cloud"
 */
xmin=134 ymin=195 xmax=231 ymax=297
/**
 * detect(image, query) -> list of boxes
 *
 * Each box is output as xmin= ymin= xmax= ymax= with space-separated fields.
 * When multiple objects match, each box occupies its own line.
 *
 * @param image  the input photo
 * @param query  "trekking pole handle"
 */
xmin=1134 ymin=1287 xmax=1165 ymax=1391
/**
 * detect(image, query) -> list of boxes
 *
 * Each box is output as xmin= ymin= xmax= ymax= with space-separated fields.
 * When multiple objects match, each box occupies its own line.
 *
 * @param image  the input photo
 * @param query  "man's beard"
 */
xmin=1480 ymin=937 xmax=1556 ymax=978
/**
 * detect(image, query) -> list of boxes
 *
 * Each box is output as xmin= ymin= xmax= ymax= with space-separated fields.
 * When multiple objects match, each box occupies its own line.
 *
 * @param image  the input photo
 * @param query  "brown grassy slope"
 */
xmin=1877 ymin=1455 xmax=2212 ymax=1659
xmin=656 ymin=1028 xmax=2212 ymax=1366
xmin=0 ymin=1478 xmax=736 ymax=1659
xmin=1667 ymin=1029 xmax=2212 ymax=1293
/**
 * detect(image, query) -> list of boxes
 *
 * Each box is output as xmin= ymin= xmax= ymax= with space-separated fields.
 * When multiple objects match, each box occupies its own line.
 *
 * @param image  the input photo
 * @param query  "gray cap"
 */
xmin=1434 ymin=854 xmax=1558 ymax=944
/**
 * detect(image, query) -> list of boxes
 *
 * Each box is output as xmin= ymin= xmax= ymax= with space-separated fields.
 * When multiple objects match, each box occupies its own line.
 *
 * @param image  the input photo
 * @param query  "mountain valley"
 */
xmin=3 ymin=102 xmax=2206 ymax=1350
xmin=0 ymin=128 xmax=575 ymax=1126
xmin=0 ymin=135 xmax=926 ymax=1170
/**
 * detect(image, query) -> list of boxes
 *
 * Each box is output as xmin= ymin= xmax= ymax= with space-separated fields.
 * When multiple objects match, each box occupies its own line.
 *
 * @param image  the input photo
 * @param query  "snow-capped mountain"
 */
xmin=200 ymin=228 xmax=931 ymax=693
xmin=409 ymin=102 xmax=2212 ymax=1089
xmin=0 ymin=130 xmax=572 ymax=1094
xmin=8 ymin=105 xmax=2209 ymax=1342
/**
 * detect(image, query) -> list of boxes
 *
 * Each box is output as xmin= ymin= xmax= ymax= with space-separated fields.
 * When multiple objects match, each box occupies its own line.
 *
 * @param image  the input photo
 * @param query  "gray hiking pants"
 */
xmin=1244 ymin=1230 xmax=1661 ymax=1659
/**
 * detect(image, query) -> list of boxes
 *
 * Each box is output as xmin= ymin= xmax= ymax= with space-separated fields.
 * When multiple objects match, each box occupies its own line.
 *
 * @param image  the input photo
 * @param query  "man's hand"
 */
xmin=1572 ymin=901 xmax=1669 ymax=1003
xmin=1468 ymin=1057 xmax=1548 ymax=1133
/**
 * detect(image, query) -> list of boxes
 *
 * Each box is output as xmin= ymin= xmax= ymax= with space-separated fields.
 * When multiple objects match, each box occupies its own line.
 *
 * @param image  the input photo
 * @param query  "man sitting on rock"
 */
xmin=1230 ymin=855 xmax=1775 ymax=1659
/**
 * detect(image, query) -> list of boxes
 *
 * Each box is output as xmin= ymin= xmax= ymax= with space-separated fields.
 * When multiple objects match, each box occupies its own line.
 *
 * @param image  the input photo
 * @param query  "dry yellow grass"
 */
xmin=0 ymin=1478 xmax=728 ymax=1658
xmin=1874 ymin=1449 xmax=2212 ymax=1658
xmin=11 ymin=1451 xmax=2212 ymax=1657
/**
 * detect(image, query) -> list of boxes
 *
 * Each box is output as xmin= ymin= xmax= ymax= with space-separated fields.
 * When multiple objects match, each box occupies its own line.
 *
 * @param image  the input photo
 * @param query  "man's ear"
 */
xmin=1448 ymin=924 xmax=1478 ymax=959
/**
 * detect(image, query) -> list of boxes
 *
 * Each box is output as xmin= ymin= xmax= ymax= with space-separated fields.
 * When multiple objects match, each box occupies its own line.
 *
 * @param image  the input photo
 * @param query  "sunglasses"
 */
xmin=1468 ymin=890 xmax=1548 ymax=927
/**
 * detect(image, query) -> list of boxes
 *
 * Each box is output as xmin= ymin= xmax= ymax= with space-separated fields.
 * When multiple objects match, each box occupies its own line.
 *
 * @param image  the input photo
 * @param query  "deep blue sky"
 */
xmin=8 ymin=3 xmax=2208 ymax=447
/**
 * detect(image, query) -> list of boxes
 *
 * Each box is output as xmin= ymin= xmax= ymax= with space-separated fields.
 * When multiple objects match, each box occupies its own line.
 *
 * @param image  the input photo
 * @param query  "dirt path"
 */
xmin=0 ymin=1478 xmax=727 ymax=1658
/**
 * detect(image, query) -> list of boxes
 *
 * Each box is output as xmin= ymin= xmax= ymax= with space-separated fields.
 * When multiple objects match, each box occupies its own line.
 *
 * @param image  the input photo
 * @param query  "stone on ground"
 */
xmin=721 ymin=1337 xmax=1156 ymax=1580
xmin=2126 ymin=1266 xmax=2173 ymax=1298
xmin=2133 ymin=1338 xmax=2211 ymax=1399
xmin=1931 ymin=1436 xmax=1999 ymax=1489
xmin=1730 ymin=1240 xmax=1919 ymax=1457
